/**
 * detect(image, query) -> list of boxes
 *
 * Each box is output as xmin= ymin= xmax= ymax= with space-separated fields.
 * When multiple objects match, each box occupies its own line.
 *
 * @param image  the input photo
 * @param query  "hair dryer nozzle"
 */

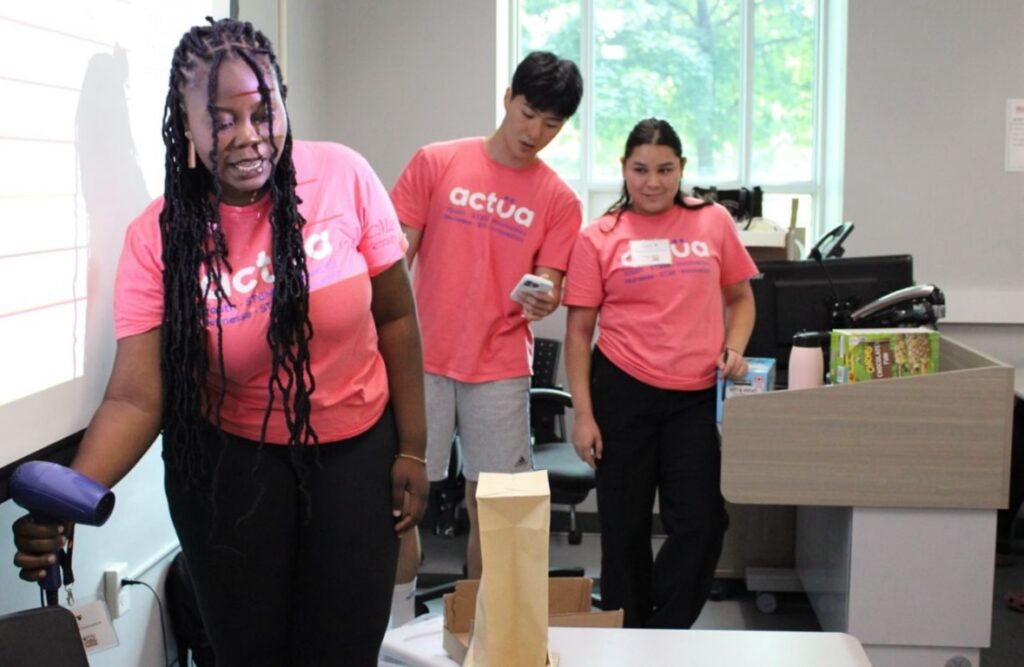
xmin=11 ymin=461 xmax=115 ymax=526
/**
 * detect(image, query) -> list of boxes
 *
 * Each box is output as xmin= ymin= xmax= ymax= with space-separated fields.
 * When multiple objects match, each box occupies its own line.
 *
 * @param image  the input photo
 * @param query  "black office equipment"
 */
xmin=848 ymin=284 xmax=945 ymax=328
xmin=530 ymin=338 xmax=595 ymax=547
xmin=0 ymin=606 xmax=89 ymax=667
xmin=808 ymin=221 xmax=854 ymax=260
xmin=165 ymin=552 xmax=215 ymax=667
xmin=746 ymin=255 xmax=915 ymax=378
xmin=692 ymin=186 xmax=763 ymax=222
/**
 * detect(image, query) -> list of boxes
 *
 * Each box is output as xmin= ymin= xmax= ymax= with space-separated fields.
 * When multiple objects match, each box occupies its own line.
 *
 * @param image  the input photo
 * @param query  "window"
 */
xmin=511 ymin=0 xmax=842 ymax=239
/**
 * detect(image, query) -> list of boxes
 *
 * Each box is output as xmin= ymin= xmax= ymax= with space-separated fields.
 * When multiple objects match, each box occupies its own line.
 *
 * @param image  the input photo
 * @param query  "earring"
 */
xmin=185 ymin=131 xmax=196 ymax=169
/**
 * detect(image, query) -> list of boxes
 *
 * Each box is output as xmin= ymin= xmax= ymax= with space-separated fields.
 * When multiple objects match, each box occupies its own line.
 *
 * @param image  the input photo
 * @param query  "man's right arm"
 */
xmin=401 ymin=223 xmax=422 ymax=267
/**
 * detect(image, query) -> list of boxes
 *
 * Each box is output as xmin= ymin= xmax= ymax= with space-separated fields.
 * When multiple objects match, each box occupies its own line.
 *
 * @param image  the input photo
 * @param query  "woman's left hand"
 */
xmin=391 ymin=456 xmax=429 ymax=535
xmin=718 ymin=348 xmax=749 ymax=381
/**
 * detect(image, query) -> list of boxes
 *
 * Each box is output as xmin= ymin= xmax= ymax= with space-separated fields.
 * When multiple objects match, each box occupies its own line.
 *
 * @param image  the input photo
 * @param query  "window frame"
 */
xmin=504 ymin=0 xmax=846 ymax=241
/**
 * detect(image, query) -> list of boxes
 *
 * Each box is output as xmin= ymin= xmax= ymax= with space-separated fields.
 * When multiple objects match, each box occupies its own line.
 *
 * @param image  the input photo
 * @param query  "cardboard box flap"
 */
xmin=740 ymin=228 xmax=788 ymax=248
xmin=442 ymin=627 xmax=470 ymax=665
xmin=444 ymin=581 xmax=480 ymax=634
xmin=550 ymin=609 xmax=624 ymax=628
xmin=443 ymin=578 xmax=623 ymax=664
xmin=548 ymin=578 xmax=593 ymax=614
xmin=448 ymin=578 xmax=593 ymax=619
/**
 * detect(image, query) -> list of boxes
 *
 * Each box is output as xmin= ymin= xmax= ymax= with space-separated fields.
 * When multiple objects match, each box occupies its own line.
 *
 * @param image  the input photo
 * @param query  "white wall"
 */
xmin=844 ymin=0 xmax=1024 ymax=344
xmin=265 ymin=2 xmax=1024 ymax=522
xmin=275 ymin=0 xmax=333 ymax=148
xmin=0 ymin=3 xmax=225 ymax=665
xmin=263 ymin=0 xmax=499 ymax=188
xmin=271 ymin=1 xmax=1023 ymax=369
xmin=4 ymin=4 xmax=1016 ymax=663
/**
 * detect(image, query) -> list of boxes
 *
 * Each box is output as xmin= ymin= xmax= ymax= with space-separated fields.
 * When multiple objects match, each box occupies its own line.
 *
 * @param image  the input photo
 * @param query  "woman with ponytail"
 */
xmin=12 ymin=18 xmax=427 ymax=666
xmin=563 ymin=118 xmax=756 ymax=630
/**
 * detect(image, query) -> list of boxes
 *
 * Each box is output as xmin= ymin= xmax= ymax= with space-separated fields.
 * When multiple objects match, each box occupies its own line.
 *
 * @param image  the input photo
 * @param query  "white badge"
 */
xmin=73 ymin=599 xmax=120 ymax=654
xmin=628 ymin=239 xmax=672 ymax=267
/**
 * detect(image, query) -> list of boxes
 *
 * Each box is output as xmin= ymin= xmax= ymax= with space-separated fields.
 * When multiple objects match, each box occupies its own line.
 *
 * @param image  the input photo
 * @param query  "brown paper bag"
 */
xmin=463 ymin=470 xmax=551 ymax=667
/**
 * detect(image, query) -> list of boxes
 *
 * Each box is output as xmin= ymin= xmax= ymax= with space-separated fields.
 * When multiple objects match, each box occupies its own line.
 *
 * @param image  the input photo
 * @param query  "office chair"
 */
xmin=530 ymin=337 xmax=596 ymax=546
xmin=425 ymin=440 xmax=466 ymax=539
xmin=166 ymin=552 xmax=215 ymax=667
xmin=0 ymin=606 xmax=90 ymax=667
xmin=411 ymin=340 xmax=596 ymax=616
xmin=413 ymin=440 xmax=467 ymax=614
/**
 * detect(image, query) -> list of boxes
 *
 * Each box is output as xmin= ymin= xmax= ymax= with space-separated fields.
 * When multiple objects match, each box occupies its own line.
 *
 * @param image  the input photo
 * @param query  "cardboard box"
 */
xmin=443 ymin=578 xmax=623 ymax=665
xmin=716 ymin=357 xmax=777 ymax=423
xmin=830 ymin=327 xmax=939 ymax=384
xmin=739 ymin=219 xmax=804 ymax=263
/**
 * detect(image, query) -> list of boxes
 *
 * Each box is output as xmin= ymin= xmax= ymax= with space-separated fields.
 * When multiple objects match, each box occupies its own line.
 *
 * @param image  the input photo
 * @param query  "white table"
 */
xmin=379 ymin=615 xmax=873 ymax=667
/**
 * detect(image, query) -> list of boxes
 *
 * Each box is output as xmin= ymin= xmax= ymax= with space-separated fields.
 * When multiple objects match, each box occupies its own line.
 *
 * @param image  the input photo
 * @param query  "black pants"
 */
xmin=591 ymin=348 xmax=727 ymax=629
xmin=164 ymin=410 xmax=400 ymax=667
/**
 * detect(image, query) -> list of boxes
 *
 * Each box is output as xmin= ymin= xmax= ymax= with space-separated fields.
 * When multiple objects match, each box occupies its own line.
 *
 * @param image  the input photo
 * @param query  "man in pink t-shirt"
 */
xmin=387 ymin=51 xmax=583 ymax=621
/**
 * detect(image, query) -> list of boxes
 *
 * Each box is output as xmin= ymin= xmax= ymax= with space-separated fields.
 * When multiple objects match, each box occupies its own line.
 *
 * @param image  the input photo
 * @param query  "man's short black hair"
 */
xmin=510 ymin=51 xmax=583 ymax=120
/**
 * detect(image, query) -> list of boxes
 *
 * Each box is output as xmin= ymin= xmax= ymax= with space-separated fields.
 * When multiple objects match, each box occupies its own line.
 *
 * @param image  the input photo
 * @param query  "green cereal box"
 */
xmin=829 ymin=328 xmax=939 ymax=384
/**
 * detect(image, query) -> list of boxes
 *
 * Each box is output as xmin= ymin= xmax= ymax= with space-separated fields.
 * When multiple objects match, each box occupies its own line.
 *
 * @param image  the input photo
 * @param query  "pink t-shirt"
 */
xmin=391 ymin=138 xmax=581 ymax=382
xmin=114 ymin=141 xmax=406 ymax=444
xmin=563 ymin=202 xmax=758 ymax=391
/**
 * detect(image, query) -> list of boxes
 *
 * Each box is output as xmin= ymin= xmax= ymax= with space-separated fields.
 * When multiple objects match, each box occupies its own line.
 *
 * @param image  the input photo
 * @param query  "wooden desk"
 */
xmin=380 ymin=615 xmax=873 ymax=667
xmin=721 ymin=335 xmax=1014 ymax=667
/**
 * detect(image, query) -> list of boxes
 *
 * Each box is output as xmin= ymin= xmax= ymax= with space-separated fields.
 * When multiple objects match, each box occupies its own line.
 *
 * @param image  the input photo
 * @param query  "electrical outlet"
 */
xmin=103 ymin=563 xmax=130 ymax=619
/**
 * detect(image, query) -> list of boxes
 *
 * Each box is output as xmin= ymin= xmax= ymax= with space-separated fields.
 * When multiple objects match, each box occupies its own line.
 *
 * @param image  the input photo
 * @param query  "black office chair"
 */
xmin=531 ymin=337 xmax=596 ymax=546
xmin=0 ymin=606 xmax=90 ymax=667
xmin=166 ymin=552 xmax=216 ymax=667
xmin=411 ymin=340 xmax=596 ymax=615
xmin=413 ymin=441 xmax=468 ymax=614
xmin=425 ymin=440 xmax=466 ymax=539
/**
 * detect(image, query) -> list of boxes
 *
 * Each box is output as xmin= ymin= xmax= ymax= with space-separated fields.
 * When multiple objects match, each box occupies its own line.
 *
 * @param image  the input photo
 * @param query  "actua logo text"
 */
xmin=200 ymin=230 xmax=333 ymax=299
xmin=449 ymin=187 xmax=535 ymax=227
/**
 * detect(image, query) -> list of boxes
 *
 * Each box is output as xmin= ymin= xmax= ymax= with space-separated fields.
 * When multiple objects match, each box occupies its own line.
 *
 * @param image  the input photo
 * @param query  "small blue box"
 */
xmin=716 ymin=357 xmax=777 ymax=423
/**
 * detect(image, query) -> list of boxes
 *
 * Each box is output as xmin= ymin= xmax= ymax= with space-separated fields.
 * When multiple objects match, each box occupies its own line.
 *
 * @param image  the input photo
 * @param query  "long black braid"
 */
xmin=604 ymin=117 xmax=711 ymax=225
xmin=158 ymin=18 xmax=317 ymax=503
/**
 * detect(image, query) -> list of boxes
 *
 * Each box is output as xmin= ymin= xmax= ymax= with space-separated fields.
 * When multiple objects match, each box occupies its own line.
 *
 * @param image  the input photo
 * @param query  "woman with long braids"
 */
xmin=563 ymin=118 xmax=756 ymax=629
xmin=12 ymin=18 xmax=427 ymax=665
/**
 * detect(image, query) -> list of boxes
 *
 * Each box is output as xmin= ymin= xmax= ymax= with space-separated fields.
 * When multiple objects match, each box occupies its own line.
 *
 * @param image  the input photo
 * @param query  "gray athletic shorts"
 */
xmin=424 ymin=373 xmax=533 ymax=482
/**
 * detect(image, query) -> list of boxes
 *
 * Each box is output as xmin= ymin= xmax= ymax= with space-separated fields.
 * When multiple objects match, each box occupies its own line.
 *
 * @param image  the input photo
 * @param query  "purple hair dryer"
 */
xmin=11 ymin=461 xmax=115 ymax=600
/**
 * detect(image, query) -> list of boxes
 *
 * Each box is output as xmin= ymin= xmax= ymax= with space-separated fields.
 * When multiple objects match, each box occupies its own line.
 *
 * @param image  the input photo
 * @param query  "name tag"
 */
xmin=628 ymin=239 xmax=672 ymax=267
xmin=73 ymin=599 xmax=119 ymax=653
